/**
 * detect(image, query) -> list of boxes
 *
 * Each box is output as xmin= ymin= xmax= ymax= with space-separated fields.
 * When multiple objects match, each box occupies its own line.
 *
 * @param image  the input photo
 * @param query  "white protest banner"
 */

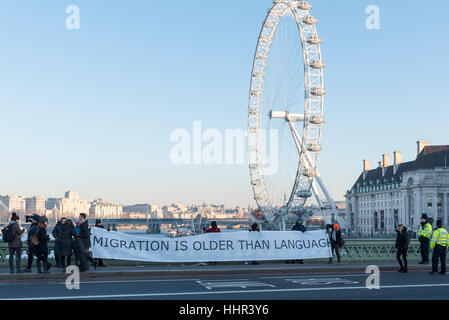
xmin=90 ymin=227 xmax=332 ymax=263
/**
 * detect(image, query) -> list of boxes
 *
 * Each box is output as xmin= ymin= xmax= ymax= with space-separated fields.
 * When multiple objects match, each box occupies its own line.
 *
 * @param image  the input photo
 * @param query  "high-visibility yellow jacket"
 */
xmin=418 ymin=223 xmax=433 ymax=239
xmin=431 ymin=228 xmax=449 ymax=249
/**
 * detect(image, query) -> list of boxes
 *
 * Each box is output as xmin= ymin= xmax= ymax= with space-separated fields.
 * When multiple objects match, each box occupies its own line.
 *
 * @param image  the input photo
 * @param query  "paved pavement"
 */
xmin=1 ymin=260 xmax=447 ymax=300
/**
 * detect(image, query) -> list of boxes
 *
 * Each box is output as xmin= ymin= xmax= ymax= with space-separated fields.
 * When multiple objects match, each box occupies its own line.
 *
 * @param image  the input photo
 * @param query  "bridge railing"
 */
xmin=0 ymin=239 xmax=422 ymax=267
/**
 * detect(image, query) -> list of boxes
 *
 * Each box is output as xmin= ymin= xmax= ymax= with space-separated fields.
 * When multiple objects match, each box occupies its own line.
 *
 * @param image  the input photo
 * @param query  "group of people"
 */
xmin=396 ymin=213 xmax=449 ymax=274
xmin=3 ymin=212 xmax=105 ymax=274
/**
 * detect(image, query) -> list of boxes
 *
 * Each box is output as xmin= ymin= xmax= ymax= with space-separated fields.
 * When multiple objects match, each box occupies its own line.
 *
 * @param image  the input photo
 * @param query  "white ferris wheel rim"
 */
xmin=248 ymin=0 xmax=325 ymax=224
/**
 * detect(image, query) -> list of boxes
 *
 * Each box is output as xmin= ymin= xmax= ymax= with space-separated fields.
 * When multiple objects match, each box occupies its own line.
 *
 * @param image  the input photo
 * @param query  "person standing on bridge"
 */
xmin=94 ymin=219 xmax=107 ymax=267
xmin=7 ymin=212 xmax=25 ymax=274
xmin=205 ymin=221 xmax=220 ymax=265
xmin=429 ymin=219 xmax=448 ymax=275
xmin=327 ymin=223 xmax=342 ymax=264
xmin=53 ymin=217 xmax=75 ymax=273
xmin=24 ymin=214 xmax=40 ymax=273
xmin=395 ymin=224 xmax=409 ymax=273
xmin=35 ymin=216 xmax=52 ymax=273
xmin=290 ymin=217 xmax=306 ymax=264
xmin=205 ymin=221 xmax=221 ymax=233
xmin=77 ymin=213 xmax=97 ymax=270
xmin=418 ymin=214 xmax=433 ymax=264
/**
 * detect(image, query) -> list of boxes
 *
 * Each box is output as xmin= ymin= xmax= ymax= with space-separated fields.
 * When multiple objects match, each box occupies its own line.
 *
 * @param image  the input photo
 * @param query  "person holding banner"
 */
xmin=288 ymin=217 xmax=306 ymax=264
xmin=205 ymin=221 xmax=220 ymax=265
xmin=327 ymin=223 xmax=342 ymax=264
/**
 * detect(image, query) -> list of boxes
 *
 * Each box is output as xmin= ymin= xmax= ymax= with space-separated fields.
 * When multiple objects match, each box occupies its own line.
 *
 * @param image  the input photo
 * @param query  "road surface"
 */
xmin=2 ymin=269 xmax=449 ymax=300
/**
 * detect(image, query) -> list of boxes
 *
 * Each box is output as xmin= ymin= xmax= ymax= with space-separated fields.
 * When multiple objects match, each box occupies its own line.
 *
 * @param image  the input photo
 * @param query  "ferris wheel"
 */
xmin=248 ymin=0 xmax=337 ymax=229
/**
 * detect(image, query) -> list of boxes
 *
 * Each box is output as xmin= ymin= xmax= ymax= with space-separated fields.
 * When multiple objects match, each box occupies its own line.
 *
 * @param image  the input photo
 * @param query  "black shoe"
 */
xmin=418 ymin=261 xmax=424 ymax=264
xmin=398 ymin=267 xmax=404 ymax=272
xmin=439 ymin=271 xmax=446 ymax=275
xmin=23 ymin=268 xmax=31 ymax=273
xmin=401 ymin=269 xmax=408 ymax=273
xmin=251 ymin=262 xmax=259 ymax=265
xmin=45 ymin=263 xmax=52 ymax=272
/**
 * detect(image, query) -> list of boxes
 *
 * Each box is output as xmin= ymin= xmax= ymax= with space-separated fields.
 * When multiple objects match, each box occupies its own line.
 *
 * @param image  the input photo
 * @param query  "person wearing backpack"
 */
xmin=23 ymin=214 xmax=40 ymax=273
xmin=395 ymin=224 xmax=409 ymax=273
xmin=5 ymin=213 xmax=25 ymax=274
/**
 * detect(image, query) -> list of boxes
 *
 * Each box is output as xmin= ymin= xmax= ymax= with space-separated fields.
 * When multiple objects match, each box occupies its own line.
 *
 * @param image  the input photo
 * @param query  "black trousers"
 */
xmin=330 ymin=242 xmax=341 ymax=262
xmin=432 ymin=245 xmax=447 ymax=273
xmin=60 ymin=255 xmax=72 ymax=269
xmin=26 ymin=246 xmax=35 ymax=269
xmin=420 ymin=237 xmax=430 ymax=262
xmin=36 ymin=251 xmax=49 ymax=271
xmin=9 ymin=248 xmax=22 ymax=273
xmin=396 ymin=248 xmax=408 ymax=270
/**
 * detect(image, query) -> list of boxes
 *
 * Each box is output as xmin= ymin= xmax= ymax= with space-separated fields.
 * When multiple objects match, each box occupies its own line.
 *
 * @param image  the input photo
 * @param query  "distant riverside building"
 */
xmin=45 ymin=191 xmax=90 ymax=219
xmin=90 ymin=199 xmax=123 ymax=219
xmin=346 ymin=141 xmax=449 ymax=236
xmin=123 ymin=204 xmax=163 ymax=219
xmin=25 ymin=196 xmax=46 ymax=215
xmin=0 ymin=195 xmax=26 ymax=215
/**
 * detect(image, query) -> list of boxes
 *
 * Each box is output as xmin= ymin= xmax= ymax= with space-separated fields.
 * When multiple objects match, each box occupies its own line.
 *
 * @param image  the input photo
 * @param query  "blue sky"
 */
xmin=0 ymin=0 xmax=448 ymax=206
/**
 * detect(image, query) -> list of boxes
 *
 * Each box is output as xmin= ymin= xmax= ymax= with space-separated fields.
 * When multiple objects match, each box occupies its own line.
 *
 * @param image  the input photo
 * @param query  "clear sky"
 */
xmin=0 ymin=0 xmax=448 ymax=207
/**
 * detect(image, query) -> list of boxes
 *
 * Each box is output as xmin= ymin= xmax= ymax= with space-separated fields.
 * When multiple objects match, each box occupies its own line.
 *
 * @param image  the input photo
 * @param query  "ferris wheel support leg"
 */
xmin=311 ymin=181 xmax=330 ymax=225
xmin=315 ymin=176 xmax=339 ymax=222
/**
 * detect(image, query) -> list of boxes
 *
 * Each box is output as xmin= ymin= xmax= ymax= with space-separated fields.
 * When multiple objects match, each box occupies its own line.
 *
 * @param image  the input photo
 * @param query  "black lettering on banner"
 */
xmin=93 ymin=236 xmax=103 ymax=247
xmin=180 ymin=241 xmax=188 ymax=251
xmin=110 ymin=239 xmax=119 ymax=248
xmin=128 ymin=241 xmax=136 ymax=250
xmin=120 ymin=240 xmax=127 ymax=249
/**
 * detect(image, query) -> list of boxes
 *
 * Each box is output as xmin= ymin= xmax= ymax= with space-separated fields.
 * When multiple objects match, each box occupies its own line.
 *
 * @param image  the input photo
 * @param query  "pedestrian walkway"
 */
xmin=0 ymin=260 xmax=434 ymax=281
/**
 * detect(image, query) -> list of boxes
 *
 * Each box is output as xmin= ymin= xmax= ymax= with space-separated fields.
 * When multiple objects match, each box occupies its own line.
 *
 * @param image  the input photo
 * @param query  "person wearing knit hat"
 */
xmin=418 ymin=213 xmax=432 ymax=264
xmin=23 ymin=214 xmax=41 ymax=273
xmin=7 ymin=212 xmax=25 ymax=274
xmin=327 ymin=222 xmax=343 ymax=264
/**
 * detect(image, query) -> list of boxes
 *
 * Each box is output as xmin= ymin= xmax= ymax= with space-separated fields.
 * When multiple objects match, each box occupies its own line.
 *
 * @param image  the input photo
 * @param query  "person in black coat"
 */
xmin=24 ymin=214 xmax=40 ymax=273
xmin=53 ymin=218 xmax=75 ymax=272
xmin=94 ymin=219 xmax=107 ymax=267
xmin=35 ymin=217 xmax=52 ymax=273
xmin=395 ymin=224 xmax=409 ymax=273
xmin=326 ymin=223 xmax=343 ymax=264
xmin=77 ymin=213 xmax=96 ymax=269
xmin=289 ymin=218 xmax=306 ymax=264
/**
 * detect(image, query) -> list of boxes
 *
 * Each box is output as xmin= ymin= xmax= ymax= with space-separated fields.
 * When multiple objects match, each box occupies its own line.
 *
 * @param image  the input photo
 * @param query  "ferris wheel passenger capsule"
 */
xmin=311 ymin=86 xmax=326 ymax=96
xmin=298 ymin=1 xmax=312 ymax=10
xmin=308 ymin=115 xmax=325 ymax=124
xmin=307 ymin=35 xmax=323 ymax=45
xmin=306 ymin=143 xmax=322 ymax=152
xmin=309 ymin=60 xmax=325 ymax=69
xmin=302 ymin=169 xmax=317 ymax=178
xmin=303 ymin=16 xmax=318 ymax=25
xmin=296 ymin=190 xmax=312 ymax=199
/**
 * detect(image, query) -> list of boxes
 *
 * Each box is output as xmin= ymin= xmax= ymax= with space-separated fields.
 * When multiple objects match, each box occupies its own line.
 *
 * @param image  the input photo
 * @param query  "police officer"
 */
xmin=429 ymin=220 xmax=448 ymax=275
xmin=418 ymin=214 xmax=432 ymax=264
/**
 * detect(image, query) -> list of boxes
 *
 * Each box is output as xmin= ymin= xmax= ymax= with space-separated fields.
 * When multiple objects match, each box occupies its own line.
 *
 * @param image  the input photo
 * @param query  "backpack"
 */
xmin=2 ymin=224 xmax=15 ymax=243
xmin=29 ymin=226 xmax=39 ymax=246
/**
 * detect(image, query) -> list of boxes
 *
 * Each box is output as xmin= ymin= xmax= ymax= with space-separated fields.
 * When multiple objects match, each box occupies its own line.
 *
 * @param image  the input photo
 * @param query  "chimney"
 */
xmin=363 ymin=159 xmax=371 ymax=171
xmin=417 ymin=140 xmax=430 ymax=155
xmin=393 ymin=151 xmax=402 ymax=175
xmin=394 ymin=151 xmax=402 ymax=165
xmin=363 ymin=159 xmax=370 ymax=180
xmin=382 ymin=154 xmax=391 ymax=167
